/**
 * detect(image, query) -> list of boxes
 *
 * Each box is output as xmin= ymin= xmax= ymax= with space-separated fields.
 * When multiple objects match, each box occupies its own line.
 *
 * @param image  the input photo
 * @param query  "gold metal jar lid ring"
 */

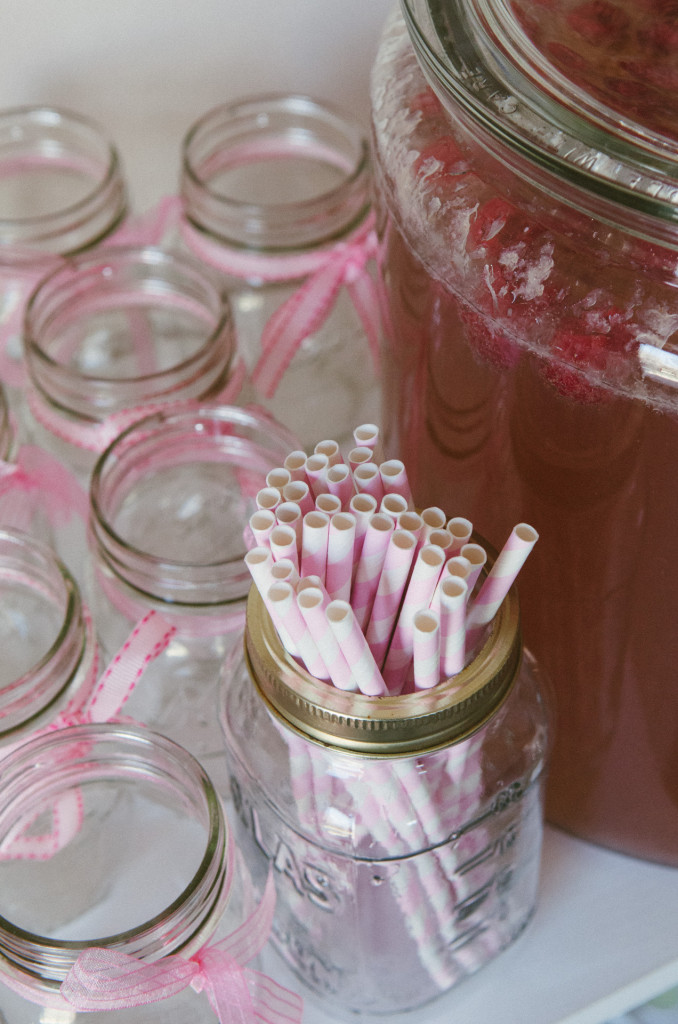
xmin=244 ymin=543 xmax=522 ymax=756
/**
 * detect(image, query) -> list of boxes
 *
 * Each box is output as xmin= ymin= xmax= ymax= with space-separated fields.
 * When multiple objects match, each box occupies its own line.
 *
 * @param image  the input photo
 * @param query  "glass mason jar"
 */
xmin=220 ymin=579 xmax=551 ymax=1017
xmin=88 ymin=403 xmax=298 ymax=795
xmin=370 ymin=2 xmax=678 ymax=865
xmin=0 ymin=724 xmax=247 ymax=1023
xmin=0 ymin=526 xmax=97 ymax=760
xmin=0 ymin=105 xmax=127 ymax=406
xmin=178 ymin=93 xmax=382 ymax=451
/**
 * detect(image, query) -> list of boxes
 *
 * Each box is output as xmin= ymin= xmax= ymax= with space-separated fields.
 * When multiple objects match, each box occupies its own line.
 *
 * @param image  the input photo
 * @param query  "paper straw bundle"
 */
xmin=247 ymin=423 xmax=538 ymax=697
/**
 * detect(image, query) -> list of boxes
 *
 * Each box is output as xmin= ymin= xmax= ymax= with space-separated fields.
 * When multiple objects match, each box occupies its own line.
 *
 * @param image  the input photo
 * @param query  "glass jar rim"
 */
xmin=23 ymin=244 xmax=235 ymax=421
xmin=0 ymin=105 xmax=127 ymax=258
xmin=0 ymin=723 xmax=230 ymax=987
xmin=181 ymin=92 xmax=372 ymax=251
xmin=89 ymin=403 xmax=299 ymax=607
xmin=402 ymin=0 xmax=678 ymax=236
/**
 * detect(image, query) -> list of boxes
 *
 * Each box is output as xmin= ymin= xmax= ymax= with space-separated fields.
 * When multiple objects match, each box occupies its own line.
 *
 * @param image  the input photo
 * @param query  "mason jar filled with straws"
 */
xmin=219 ymin=424 xmax=552 ymax=1016
xmin=174 ymin=93 xmax=382 ymax=450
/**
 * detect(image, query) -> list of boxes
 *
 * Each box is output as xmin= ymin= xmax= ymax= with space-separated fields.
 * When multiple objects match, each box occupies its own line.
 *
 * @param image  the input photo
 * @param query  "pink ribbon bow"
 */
xmin=61 ymin=870 xmax=304 ymax=1024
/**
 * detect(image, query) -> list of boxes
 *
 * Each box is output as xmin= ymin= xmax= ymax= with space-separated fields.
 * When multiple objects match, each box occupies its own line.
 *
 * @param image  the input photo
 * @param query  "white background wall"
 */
xmin=0 ymin=0 xmax=394 ymax=210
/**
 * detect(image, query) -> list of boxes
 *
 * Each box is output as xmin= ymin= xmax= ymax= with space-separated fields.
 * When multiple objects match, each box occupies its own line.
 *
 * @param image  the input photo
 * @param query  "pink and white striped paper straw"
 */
xmin=350 ymin=511 xmax=395 ymax=630
xmin=314 ymin=439 xmax=343 ymax=467
xmin=383 ymin=543 xmax=447 ymax=694
xmin=276 ymin=501 xmax=303 ymax=548
xmin=365 ymin=528 xmax=418 ymax=669
xmin=420 ymin=507 xmax=447 ymax=543
xmin=269 ymin=524 xmax=300 ymax=571
xmin=412 ymin=610 xmax=441 ymax=690
xmin=325 ymin=600 xmax=387 ymax=696
xmin=305 ymin=453 xmax=330 ymax=498
xmin=379 ymin=459 xmax=414 ymax=508
xmin=326 ymin=462 xmax=354 ymax=509
xmin=348 ymin=446 xmax=374 ymax=471
xmin=255 ymin=486 xmax=282 ymax=512
xmin=270 ymin=557 xmax=299 ymax=587
xmin=352 ymin=422 xmax=381 ymax=457
xmin=431 ymin=555 xmax=472 ymax=616
xmin=459 ymin=543 xmax=487 ymax=597
xmin=283 ymin=450 xmax=308 ymax=482
xmin=316 ymin=492 xmax=342 ymax=517
xmin=439 ymin=576 xmax=468 ymax=678
xmin=325 ymin=511 xmax=357 ymax=602
xmin=380 ymin=492 xmax=409 ymax=521
xmin=301 ymin=510 xmax=330 ymax=583
xmin=267 ymin=580 xmax=329 ymax=680
xmin=349 ymin=492 xmax=378 ymax=565
xmin=352 ymin=461 xmax=384 ymax=502
xmin=283 ymin=479 xmax=314 ymax=516
xmin=266 ymin=467 xmax=292 ymax=492
xmin=398 ymin=510 xmax=424 ymax=547
xmin=248 ymin=508 xmax=276 ymax=548
xmin=297 ymin=587 xmax=357 ymax=692
xmin=466 ymin=523 xmax=538 ymax=648
xmin=244 ymin=545 xmax=274 ymax=597
xmin=446 ymin=517 xmax=473 ymax=555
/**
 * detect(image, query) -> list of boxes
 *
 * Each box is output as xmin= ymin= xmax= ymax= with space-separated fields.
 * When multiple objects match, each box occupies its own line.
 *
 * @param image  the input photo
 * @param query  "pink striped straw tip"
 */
xmin=352 ymin=423 xmax=380 ymax=450
xmin=297 ymin=587 xmax=356 ymax=691
xmin=269 ymin=524 xmax=300 ymax=569
xmin=428 ymin=528 xmax=453 ymax=554
xmin=305 ymin=453 xmax=330 ymax=497
xmin=316 ymin=492 xmax=343 ymax=517
xmin=301 ymin=509 xmax=330 ymax=581
xmin=282 ymin=479 xmax=314 ymax=516
xmin=350 ymin=511 xmax=396 ymax=629
xmin=244 ymin=545 xmax=274 ymax=594
xmin=378 ymin=459 xmax=414 ymax=507
xmin=314 ymin=439 xmax=343 ymax=466
xmin=270 ymin=557 xmax=299 ymax=586
xmin=276 ymin=500 xmax=303 ymax=537
xmin=365 ymin=528 xmax=418 ymax=667
xmin=439 ymin=576 xmax=468 ymax=678
xmin=397 ymin=509 xmax=423 ymax=539
xmin=266 ymin=467 xmax=291 ymax=492
xmin=353 ymin=461 xmax=384 ymax=501
xmin=412 ymin=609 xmax=441 ymax=690
xmin=255 ymin=486 xmax=282 ymax=512
xmin=249 ymin=508 xmax=276 ymax=546
xmin=467 ymin=523 xmax=539 ymax=631
xmin=326 ymin=462 xmax=354 ymax=507
xmin=380 ymin=492 xmax=409 ymax=520
xmin=349 ymin=491 xmax=378 ymax=519
xmin=325 ymin=600 xmax=387 ymax=696
xmin=348 ymin=445 xmax=374 ymax=470
xmin=325 ymin=511 xmax=357 ymax=602
xmin=283 ymin=450 xmax=308 ymax=481
xmin=446 ymin=516 xmax=473 ymax=553
xmin=460 ymin=542 xmax=487 ymax=594
xmin=445 ymin=555 xmax=473 ymax=580
xmin=267 ymin=580 xmax=327 ymax=678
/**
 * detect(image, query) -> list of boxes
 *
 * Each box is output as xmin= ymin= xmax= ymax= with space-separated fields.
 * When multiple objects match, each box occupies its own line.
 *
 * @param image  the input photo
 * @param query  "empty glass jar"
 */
xmin=178 ymin=93 xmax=382 ymax=450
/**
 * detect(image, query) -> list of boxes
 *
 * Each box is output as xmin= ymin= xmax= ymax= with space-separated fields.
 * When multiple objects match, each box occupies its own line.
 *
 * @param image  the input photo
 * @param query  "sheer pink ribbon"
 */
xmin=0 ymin=609 xmax=176 ymax=861
xmin=0 ymin=443 xmax=89 ymax=525
xmin=131 ymin=194 xmax=382 ymax=399
xmin=61 ymin=869 xmax=304 ymax=1024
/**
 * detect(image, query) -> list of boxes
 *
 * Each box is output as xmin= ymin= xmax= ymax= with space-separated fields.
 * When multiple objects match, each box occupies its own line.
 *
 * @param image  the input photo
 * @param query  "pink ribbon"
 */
xmin=61 ymin=870 xmax=304 ymax=1024
xmin=0 ymin=444 xmax=89 ymax=526
xmin=0 ymin=609 xmax=176 ymax=861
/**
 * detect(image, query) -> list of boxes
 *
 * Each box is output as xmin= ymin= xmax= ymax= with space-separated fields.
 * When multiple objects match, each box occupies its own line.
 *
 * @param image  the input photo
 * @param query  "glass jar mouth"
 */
xmin=89 ymin=404 xmax=299 ymax=607
xmin=0 ymin=528 xmax=88 ymax=737
xmin=0 ymin=724 xmax=230 ymax=988
xmin=24 ymin=245 xmax=235 ymax=421
xmin=0 ymin=106 xmax=127 ymax=260
xmin=402 ymin=0 xmax=678 ymax=233
xmin=181 ymin=92 xmax=372 ymax=251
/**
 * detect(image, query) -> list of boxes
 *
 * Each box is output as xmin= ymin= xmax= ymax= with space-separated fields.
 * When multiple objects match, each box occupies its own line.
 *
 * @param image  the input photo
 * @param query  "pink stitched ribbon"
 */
xmin=0 ymin=444 xmax=89 ymax=526
xmin=61 ymin=870 xmax=304 ymax=1024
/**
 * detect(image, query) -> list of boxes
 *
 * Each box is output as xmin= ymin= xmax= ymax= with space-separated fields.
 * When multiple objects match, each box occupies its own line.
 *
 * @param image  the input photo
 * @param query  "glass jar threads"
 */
xmin=0 ymin=105 xmax=127 ymax=401
xmin=88 ymin=403 xmax=298 ymax=792
xmin=220 ymin=577 xmax=551 ymax=1016
xmin=178 ymin=93 xmax=381 ymax=450
xmin=0 ymin=526 xmax=97 ymax=755
xmin=0 ymin=724 xmax=258 ymax=1024
xmin=370 ymin=2 xmax=678 ymax=864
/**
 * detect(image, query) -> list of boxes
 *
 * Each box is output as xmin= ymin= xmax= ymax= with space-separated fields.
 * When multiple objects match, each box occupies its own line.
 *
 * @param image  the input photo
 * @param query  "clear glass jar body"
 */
xmin=88 ymin=403 xmax=298 ymax=795
xmin=0 ymin=527 xmax=97 ymax=755
xmin=221 ymin=592 xmax=551 ymax=1017
xmin=371 ymin=6 xmax=678 ymax=865
xmin=0 ymin=105 xmax=127 ymax=407
xmin=0 ymin=724 xmax=237 ymax=1023
xmin=179 ymin=94 xmax=381 ymax=451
